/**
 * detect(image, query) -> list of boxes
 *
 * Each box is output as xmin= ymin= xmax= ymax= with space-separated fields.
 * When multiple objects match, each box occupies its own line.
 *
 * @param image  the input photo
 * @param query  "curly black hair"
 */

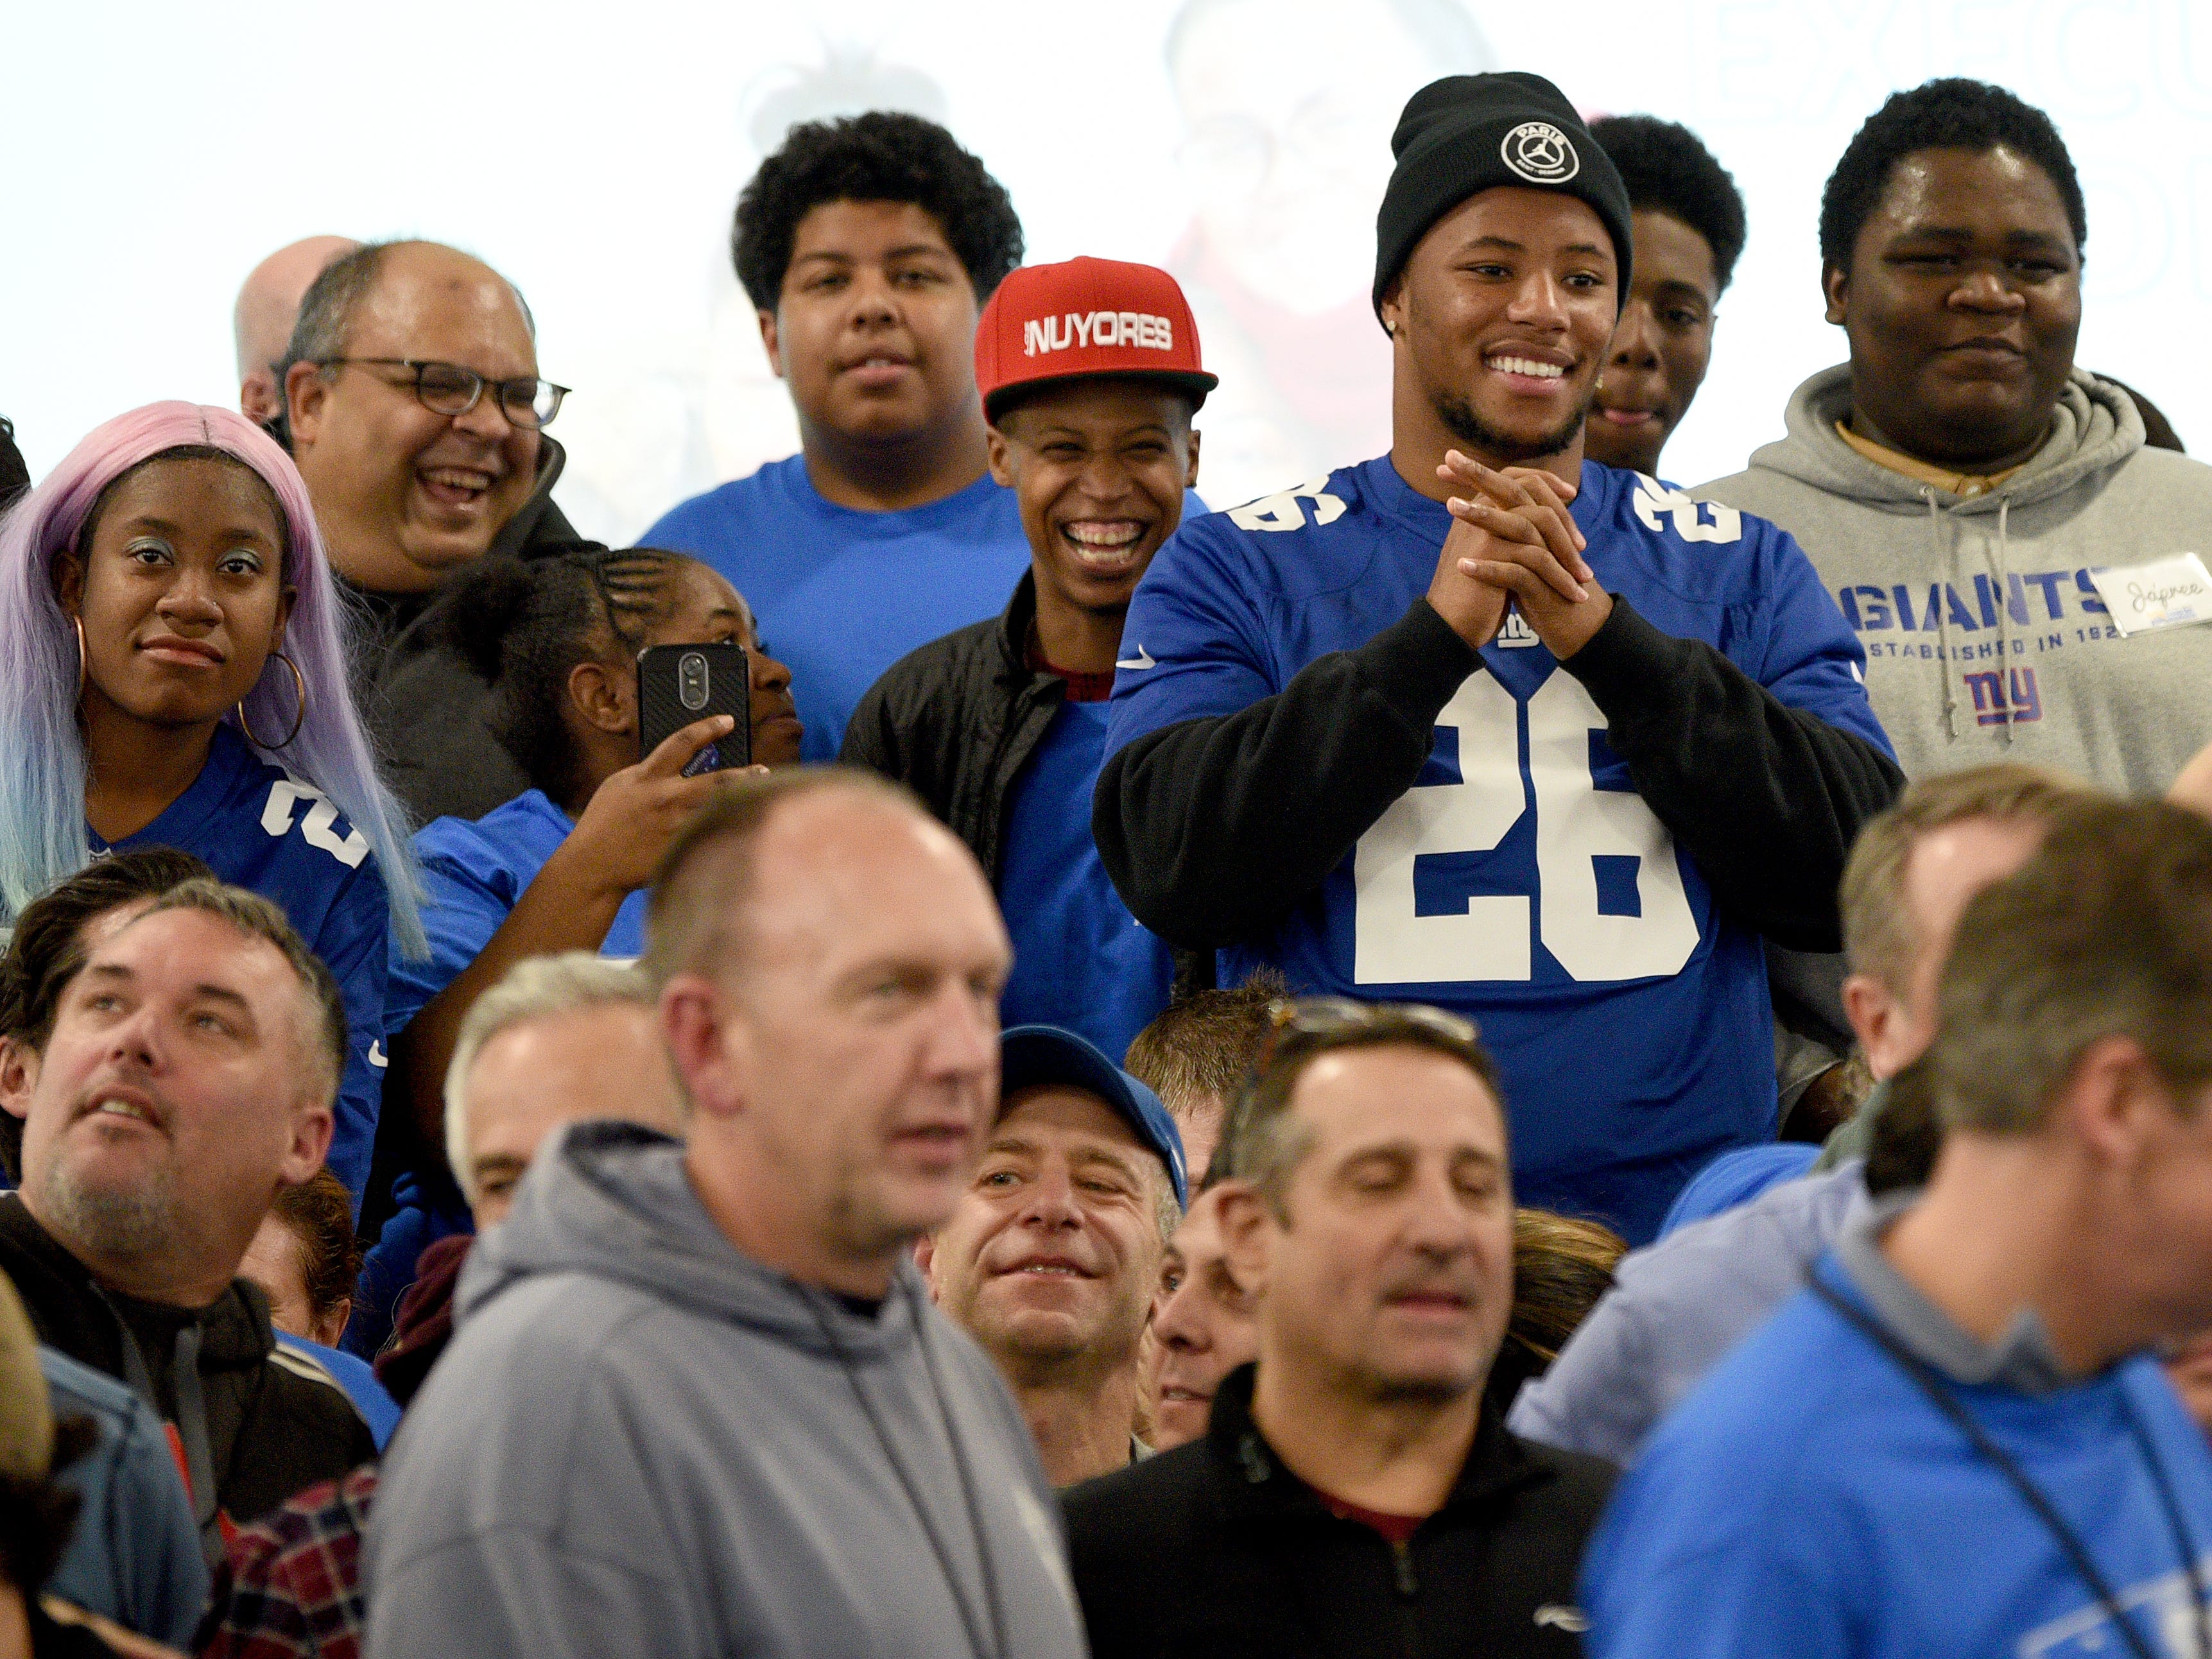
xmin=436 ymin=547 xmax=708 ymax=805
xmin=1589 ymin=115 xmax=1747 ymax=293
xmin=732 ymin=110 xmax=1023 ymax=311
xmin=1819 ymin=78 xmax=2085 ymax=271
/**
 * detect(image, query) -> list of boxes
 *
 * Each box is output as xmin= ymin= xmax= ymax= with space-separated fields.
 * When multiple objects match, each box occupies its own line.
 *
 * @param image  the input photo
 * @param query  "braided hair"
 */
xmin=438 ymin=545 xmax=700 ymax=806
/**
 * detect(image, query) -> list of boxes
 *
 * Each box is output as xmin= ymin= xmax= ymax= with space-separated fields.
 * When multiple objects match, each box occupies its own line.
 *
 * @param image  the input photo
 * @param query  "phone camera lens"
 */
xmin=679 ymin=651 xmax=710 ymax=712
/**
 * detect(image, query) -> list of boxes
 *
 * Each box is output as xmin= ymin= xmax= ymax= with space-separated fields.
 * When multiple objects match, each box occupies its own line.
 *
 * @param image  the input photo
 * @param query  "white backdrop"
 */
xmin=6 ymin=0 xmax=2209 ymax=541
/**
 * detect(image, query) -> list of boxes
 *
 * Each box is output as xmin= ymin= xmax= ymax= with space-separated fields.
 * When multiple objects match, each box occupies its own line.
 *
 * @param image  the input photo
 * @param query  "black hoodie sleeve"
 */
xmin=1093 ymin=598 xmax=1479 ymax=949
xmin=1094 ymin=594 xmax=1903 ymax=956
xmin=1557 ymin=595 xmax=1903 ymax=951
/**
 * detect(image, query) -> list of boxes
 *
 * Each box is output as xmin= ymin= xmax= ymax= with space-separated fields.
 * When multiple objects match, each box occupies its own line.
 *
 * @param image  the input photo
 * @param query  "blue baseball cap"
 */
xmin=999 ymin=1024 xmax=1188 ymax=1208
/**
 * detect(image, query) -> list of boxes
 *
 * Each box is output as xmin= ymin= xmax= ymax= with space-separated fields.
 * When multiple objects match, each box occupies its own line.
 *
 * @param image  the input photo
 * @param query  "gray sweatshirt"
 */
xmin=1700 ymin=365 xmax=2212 ymax=794
xmin=362 ymin=1122 xmax=1087 ymax=1659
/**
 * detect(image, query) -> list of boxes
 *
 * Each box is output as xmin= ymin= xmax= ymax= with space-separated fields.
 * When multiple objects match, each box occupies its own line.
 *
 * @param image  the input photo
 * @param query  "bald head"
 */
xmin=236 ymin=235 xmax=360 ymax=422
xmin=652 ymin=769 xmax=1012 ymax=1296
xmin=281 ymin=238 xmax=544 ymax=592
xmin=644 ymin=768 xmax=971 ymax=992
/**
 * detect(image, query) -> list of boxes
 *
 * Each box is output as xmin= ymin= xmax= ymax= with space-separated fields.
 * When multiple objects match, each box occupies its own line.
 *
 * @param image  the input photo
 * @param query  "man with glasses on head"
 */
xmin=1064 ymin=995 xmax=1614 ymax=1656
xmin=281 ymin=239 xmax=583 ymax=822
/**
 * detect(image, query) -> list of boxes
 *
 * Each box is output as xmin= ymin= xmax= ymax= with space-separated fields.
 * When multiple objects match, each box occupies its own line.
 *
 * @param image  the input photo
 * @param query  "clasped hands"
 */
xmin=1424 ymin=450 xmax=1612 ymax=660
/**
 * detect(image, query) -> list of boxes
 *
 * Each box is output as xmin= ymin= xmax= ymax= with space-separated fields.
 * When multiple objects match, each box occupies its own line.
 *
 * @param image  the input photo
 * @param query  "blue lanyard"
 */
xmin=1812 ymin=1276 xmax=2209 ymax=1659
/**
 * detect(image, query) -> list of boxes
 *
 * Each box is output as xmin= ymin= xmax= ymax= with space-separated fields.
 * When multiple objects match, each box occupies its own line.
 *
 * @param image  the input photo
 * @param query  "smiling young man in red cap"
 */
xmin=844 ymin=256 xmax=1212 ymax=1060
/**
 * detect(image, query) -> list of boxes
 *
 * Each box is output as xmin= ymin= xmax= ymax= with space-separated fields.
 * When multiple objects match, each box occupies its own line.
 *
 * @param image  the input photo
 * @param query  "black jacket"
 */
xmin=841 ymin=570 xmax=1066 ymax=881
xmin=0 ymin=1195 xmax=373 ymax=1546
xmin=350 ymin=435 xmax=582 ymax=824
xmin=1062 ymin=1363 xmax=1615 ymax=1658
xmin=1094 ymin=594 xmax=1903 ymax=954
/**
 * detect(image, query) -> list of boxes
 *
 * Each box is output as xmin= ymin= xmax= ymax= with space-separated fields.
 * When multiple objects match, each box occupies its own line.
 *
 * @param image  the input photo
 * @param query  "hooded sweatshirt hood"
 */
xmin=365 ymin=1121 xmax=1087 ymax=1659
xmin=454 ymin=1119 xmax=922 ymax=1361
xmin=1702 ymin=365 xmax=2212 ymax=794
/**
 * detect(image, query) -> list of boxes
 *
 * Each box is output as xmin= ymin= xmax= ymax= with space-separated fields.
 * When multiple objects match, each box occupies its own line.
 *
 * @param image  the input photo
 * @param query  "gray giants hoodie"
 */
xmin=362 ymin=1122 xmax=1088 ymax=1659
xmin=1701 ymin=365 xmax=2212 ymax=793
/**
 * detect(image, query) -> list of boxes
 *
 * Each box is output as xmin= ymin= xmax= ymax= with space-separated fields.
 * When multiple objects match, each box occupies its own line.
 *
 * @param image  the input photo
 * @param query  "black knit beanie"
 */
xmin=1372 ymin=73 xmax=1632 ymax=325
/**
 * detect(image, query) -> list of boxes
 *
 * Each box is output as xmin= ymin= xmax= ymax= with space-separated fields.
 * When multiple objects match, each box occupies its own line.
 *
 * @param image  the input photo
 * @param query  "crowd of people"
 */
xmin=3 ymin=58 xmax=2211 ymax=1659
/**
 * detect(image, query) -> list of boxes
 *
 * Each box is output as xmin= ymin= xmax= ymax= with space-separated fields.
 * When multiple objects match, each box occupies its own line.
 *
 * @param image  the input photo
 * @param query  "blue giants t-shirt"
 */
xmin=644 ymin=456 xmax=1033 ymax=761
xmin=1107 ymin=458 xmax=1890 ymax=1241
xmin=91 ymin=722 xmax=392 ymax=1206
xmin=387 ymin=789 xmax=647 ymax=1040
xmin=996 ymin=700 xmax=1175 ymax=1062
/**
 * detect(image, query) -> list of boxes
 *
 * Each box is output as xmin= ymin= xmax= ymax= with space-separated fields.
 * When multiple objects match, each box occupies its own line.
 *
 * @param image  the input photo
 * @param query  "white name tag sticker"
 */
xmin=2088 ymin=554 xmax=2212 ymax=637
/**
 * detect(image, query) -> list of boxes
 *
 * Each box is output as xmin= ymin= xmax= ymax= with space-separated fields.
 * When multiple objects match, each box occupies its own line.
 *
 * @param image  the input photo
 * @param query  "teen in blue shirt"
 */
xmin=644 ymin=111 xmax=1030 ymax=761
xmin=0 ymin=403 xmax=422 ymax=1206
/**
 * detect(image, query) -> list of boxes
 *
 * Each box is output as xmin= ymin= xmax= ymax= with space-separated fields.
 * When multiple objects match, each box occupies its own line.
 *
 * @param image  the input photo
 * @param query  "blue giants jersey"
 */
xmin=386 ymin=788 xmax=648 ymax=1042
xmin=1105 ymin=456 xmax=1890 ymax=1239
xmin=91 ymin=723 xmax=392 ymax=1209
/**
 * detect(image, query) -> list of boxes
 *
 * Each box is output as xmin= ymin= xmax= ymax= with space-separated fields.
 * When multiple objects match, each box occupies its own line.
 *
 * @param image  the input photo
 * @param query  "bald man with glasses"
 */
xmin=281 ymin=238 xmax=584 ymax=821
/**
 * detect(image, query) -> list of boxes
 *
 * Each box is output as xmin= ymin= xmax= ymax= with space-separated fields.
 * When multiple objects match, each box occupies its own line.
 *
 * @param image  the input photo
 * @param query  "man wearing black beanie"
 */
xmin=1095 ymin=71 xmax=1905 ymax=1251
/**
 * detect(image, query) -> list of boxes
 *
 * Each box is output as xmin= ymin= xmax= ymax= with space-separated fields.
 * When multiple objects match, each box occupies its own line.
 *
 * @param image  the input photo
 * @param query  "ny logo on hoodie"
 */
xmin=1962 ymin=666 xmax=2043 ymax=726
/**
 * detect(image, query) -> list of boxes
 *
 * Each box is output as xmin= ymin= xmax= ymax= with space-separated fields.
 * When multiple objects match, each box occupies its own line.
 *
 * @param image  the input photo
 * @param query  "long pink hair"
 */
xmin=0 ymin=401 xmax=425 ymax=954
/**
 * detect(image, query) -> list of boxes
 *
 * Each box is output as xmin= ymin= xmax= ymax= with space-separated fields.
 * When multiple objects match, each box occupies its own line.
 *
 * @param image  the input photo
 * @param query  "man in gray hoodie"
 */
xmin=363 ymin=770 xmax=1088 ymax=1659
xmin=1702 ymin=78 xmax=2212 ymax=796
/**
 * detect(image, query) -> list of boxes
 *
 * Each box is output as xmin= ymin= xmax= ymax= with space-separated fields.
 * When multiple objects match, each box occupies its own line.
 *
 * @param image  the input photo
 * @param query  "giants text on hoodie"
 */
xmin=1702 ymin=366 xmax=2212 ymax=795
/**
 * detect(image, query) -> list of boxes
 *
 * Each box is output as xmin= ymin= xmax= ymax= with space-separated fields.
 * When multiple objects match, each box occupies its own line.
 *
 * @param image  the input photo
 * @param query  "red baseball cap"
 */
xmin=974 ymin=256 xmax=1217 ymax=424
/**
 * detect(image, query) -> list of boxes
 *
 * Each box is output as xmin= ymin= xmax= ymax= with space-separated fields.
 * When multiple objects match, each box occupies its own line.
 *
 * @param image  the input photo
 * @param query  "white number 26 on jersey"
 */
xmin=1352 ymin=673 xmax=1698 ymax=985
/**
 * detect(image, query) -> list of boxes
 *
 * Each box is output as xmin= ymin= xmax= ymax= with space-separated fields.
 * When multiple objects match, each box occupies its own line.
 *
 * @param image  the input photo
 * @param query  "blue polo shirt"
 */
xmin=644 ymin=456 xmax=1033 ymax=761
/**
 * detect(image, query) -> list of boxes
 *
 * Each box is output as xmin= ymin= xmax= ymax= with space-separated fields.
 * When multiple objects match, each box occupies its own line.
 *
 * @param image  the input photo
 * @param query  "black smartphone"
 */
xmin=637 ymin=643 xmax=751 ymax=775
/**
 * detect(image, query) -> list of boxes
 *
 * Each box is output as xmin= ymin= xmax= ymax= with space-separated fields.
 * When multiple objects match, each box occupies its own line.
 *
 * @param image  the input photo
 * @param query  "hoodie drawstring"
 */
xmin=1926 ymin=488 xmax=1958 ymax=740
xmin=806 ymin=1280 xmax=1007 ymax=1659
xmin=1992 ymin=493 xmax=2015 ymax=746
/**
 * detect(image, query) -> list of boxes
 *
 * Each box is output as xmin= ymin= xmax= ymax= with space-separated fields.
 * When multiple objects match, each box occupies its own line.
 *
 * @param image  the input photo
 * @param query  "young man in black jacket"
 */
xmin=843 ymin=255 xmax=1213 ymax=1060
xmin=1063 ymin=999 xmax=1614 ymax=1656
xmin=1 ymin=881 xmax=374 ymax=1555
xmin=1093 ymin=73 xmax=1901 ymax=1242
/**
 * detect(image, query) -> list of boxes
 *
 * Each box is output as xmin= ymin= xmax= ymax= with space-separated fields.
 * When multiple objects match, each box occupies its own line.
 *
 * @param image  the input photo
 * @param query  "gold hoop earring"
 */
xmin=71 ymin=615 xmax=86 ymax=702
xmin=237 ymin=652 xmax=307 ymax=750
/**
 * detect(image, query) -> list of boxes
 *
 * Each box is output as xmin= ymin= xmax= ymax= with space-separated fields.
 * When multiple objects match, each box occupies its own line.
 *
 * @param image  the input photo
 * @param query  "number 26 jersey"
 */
xmin=1100 ymin=456 xmax=1896 ymax=1240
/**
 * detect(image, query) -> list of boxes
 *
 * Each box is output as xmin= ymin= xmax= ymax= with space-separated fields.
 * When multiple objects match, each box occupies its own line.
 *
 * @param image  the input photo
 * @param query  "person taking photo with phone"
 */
xmin=383 ymin=546 xmax=800 ymax=1157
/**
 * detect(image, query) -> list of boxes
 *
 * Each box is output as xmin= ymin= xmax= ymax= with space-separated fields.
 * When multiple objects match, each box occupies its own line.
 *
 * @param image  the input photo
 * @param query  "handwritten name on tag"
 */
xmin=2088 ymin=554 xmax=2212 ymax=637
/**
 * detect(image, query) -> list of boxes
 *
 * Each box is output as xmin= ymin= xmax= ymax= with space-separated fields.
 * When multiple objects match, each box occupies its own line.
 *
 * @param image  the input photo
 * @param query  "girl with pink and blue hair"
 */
xmin=0 ymin=401 xmax=425 ymax=1205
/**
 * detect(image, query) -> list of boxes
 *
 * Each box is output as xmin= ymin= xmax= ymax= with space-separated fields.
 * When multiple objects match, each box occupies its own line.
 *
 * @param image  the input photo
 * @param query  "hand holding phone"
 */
xmin=637 ymin=644 xmax=751 ymax=772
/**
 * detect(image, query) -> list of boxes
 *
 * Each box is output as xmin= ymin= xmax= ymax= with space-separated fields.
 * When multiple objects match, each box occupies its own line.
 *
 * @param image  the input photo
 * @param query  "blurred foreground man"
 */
xmin=1064 ymin=1000 xmax=1613 ymax=1656
xmin=366 ymin=771 xmax=1087 ymax=1659
xmin=1586 ymin=798 xmax=2212 ymax=1658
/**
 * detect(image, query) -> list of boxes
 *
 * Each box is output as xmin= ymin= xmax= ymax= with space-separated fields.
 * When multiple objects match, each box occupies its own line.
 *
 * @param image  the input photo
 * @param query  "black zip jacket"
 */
xmin=1093 ymin=594 xmax=1903 ymax=954
xmin=0 ymin=1196 xmax=373 ymax=1544
xmin=1062 ymin=1363 xmax=1614 ymax=1658
xmin=840 ymin=570 xmax=1065 ymax=881
xmin=350 ymin=435 xmax=582 ymax=824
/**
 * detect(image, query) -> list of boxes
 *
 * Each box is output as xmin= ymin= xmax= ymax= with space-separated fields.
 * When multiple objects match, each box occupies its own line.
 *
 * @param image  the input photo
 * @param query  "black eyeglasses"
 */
xmin=316 ymin=357 xmax=569 ymax=429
